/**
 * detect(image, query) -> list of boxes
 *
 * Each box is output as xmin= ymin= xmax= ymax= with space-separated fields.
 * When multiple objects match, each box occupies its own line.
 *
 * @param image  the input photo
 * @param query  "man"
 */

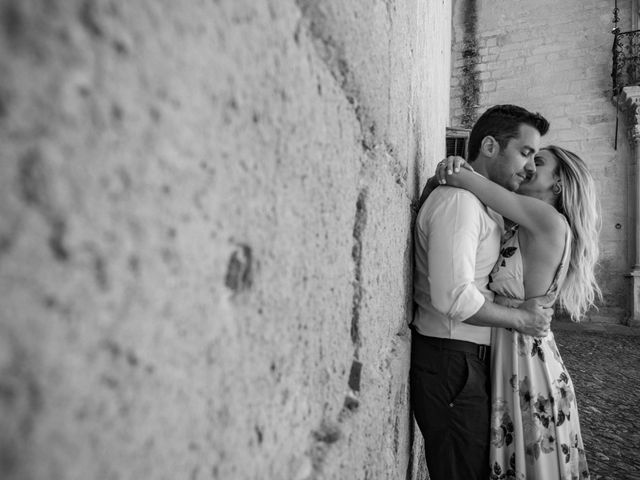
xmin=410 ymin=105 xmax=552 ymax=480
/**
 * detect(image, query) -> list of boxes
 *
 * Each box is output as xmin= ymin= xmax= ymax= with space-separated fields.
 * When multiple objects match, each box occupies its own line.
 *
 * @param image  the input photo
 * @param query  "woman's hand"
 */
xmin=418 ymin=156 xmax=475 ymax=210
xmin=435 ymin=156 xmax=474 ymax=184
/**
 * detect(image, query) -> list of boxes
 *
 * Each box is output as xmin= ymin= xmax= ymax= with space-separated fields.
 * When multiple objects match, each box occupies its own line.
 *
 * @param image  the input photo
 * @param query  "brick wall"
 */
xmin=451 ymin=0 xmax=634 ymax=323
xmin=0 ymin=0 xmax=450 ymax=478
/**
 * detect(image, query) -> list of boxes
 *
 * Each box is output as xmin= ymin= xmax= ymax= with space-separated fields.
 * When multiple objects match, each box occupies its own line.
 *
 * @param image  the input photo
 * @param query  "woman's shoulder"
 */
xmin=521 ymin=209 xmax=568 ymax=247
xmin=521 ymin=201 xmax=568 ymax=235
xmin=545 ymin=210 xmax=570 ymax=238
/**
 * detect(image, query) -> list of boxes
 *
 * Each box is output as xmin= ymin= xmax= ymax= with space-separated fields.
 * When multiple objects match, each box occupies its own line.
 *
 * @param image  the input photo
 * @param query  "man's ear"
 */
xmin=480 ymin=136 xmax=499 ymax=157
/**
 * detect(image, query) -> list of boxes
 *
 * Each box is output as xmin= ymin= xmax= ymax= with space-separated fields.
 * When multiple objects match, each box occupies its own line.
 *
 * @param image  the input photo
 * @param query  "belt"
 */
xmin=414 ymin=334 xmax=490 ymax=363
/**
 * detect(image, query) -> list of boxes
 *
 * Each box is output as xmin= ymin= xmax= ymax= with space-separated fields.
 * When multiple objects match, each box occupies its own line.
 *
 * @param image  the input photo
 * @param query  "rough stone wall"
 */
xmin=0 ymin=1 xmax=450 ymax=479
xmin=451 ymin=0 xmax=632 ymax=323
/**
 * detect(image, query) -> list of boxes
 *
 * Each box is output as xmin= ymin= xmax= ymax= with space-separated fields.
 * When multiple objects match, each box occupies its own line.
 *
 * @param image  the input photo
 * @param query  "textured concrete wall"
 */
xmin=0 ymin=1 xmax=450 ymax=479
xmin=451 ymin=0 xmax=632 ymax=322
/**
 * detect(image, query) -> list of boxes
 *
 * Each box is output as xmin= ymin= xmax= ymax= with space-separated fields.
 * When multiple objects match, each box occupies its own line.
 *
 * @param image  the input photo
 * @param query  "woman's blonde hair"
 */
xmin=545 ymin=145 xmax=602 ymax=321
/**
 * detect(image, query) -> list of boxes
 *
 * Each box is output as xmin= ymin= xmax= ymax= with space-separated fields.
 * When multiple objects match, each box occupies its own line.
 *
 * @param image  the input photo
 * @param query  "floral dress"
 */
xmin=488 ymin=223 xmax=590 ymax=480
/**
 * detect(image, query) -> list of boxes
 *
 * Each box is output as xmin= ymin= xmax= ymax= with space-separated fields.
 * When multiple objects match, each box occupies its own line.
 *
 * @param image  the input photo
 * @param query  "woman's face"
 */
xmin=516 ymin=149 xmax=560 ymax=199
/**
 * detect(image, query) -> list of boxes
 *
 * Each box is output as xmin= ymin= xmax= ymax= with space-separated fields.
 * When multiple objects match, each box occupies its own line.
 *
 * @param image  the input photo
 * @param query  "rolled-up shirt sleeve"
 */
xmin=425 ymin=191 xmax=487 ymax=321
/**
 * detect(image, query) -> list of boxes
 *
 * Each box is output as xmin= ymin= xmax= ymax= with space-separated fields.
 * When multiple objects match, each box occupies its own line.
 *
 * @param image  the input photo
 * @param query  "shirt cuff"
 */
xmin=447 ymin=285 xmax=487 ymax=321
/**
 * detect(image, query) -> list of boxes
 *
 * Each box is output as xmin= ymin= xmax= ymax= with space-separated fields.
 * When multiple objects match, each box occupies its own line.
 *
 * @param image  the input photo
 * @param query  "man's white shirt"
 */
xmin=413 ymin=186 xmax=504 ymax=346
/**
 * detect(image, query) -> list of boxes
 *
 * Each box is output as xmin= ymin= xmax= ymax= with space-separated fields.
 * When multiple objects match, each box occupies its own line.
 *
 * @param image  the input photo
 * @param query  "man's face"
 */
xmin=487 ymin=124 xmax=541 ymax=191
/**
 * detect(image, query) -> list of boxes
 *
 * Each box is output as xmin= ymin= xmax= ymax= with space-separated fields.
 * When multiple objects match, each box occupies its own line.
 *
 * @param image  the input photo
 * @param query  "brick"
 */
xmin=485 ymin=37 xmax=498 ymax=47
xmin=551 ymin=117 xmax=574 ymax=130
xmin=482 ymin=81 xmax=498 ymax=93
xmin=532 ymin=43 xmax=570 ymax=55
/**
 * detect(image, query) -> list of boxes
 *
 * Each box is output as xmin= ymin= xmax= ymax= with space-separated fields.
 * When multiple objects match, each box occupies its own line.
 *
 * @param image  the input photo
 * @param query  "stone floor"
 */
xmin=553 ymin=321 xmax=640 ymax=480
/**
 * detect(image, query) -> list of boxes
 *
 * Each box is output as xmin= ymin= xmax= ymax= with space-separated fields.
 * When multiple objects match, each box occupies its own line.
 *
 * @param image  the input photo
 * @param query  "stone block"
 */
xmin=0 ymin=0 xmax=453 ymax=478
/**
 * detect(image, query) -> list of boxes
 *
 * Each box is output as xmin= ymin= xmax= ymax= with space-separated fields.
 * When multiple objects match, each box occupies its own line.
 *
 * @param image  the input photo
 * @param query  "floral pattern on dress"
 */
xmin=490 ymin=452 xmax=518 ymax=480
xmin=489 ymin=225 xmax=590 ymax=479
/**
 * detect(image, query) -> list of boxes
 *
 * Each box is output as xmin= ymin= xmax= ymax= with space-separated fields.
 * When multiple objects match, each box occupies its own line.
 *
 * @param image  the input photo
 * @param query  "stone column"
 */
xmin=621 ymin=87 xmax=640 ymax=326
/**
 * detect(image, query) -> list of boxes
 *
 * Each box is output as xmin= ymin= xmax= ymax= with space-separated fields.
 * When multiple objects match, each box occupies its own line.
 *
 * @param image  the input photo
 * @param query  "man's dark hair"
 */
xmin=467 ymin=105 xmax=550 ymax=162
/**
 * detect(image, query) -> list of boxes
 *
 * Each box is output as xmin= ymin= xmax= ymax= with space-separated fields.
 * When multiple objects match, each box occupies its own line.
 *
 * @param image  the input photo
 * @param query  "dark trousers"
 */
xmin=410 ymin=333 xmax=491 ymax=480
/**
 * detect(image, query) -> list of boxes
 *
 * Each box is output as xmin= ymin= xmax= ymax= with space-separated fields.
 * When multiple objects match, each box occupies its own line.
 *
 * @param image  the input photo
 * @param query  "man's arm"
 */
xmin=464 ymin=297 xmax=552 ymax=337
xmin=425 ymin=190 xmax=489 ymax=321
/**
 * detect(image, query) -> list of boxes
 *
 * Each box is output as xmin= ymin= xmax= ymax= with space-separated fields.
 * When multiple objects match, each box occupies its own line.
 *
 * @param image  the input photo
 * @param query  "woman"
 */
xmin=436 ymin=146 xmax=600 ymax=480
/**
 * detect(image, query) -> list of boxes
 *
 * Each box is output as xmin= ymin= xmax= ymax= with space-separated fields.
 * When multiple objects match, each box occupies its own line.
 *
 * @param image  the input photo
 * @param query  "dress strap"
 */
xmin=539 ymin=217 xmax=572 ymax=305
